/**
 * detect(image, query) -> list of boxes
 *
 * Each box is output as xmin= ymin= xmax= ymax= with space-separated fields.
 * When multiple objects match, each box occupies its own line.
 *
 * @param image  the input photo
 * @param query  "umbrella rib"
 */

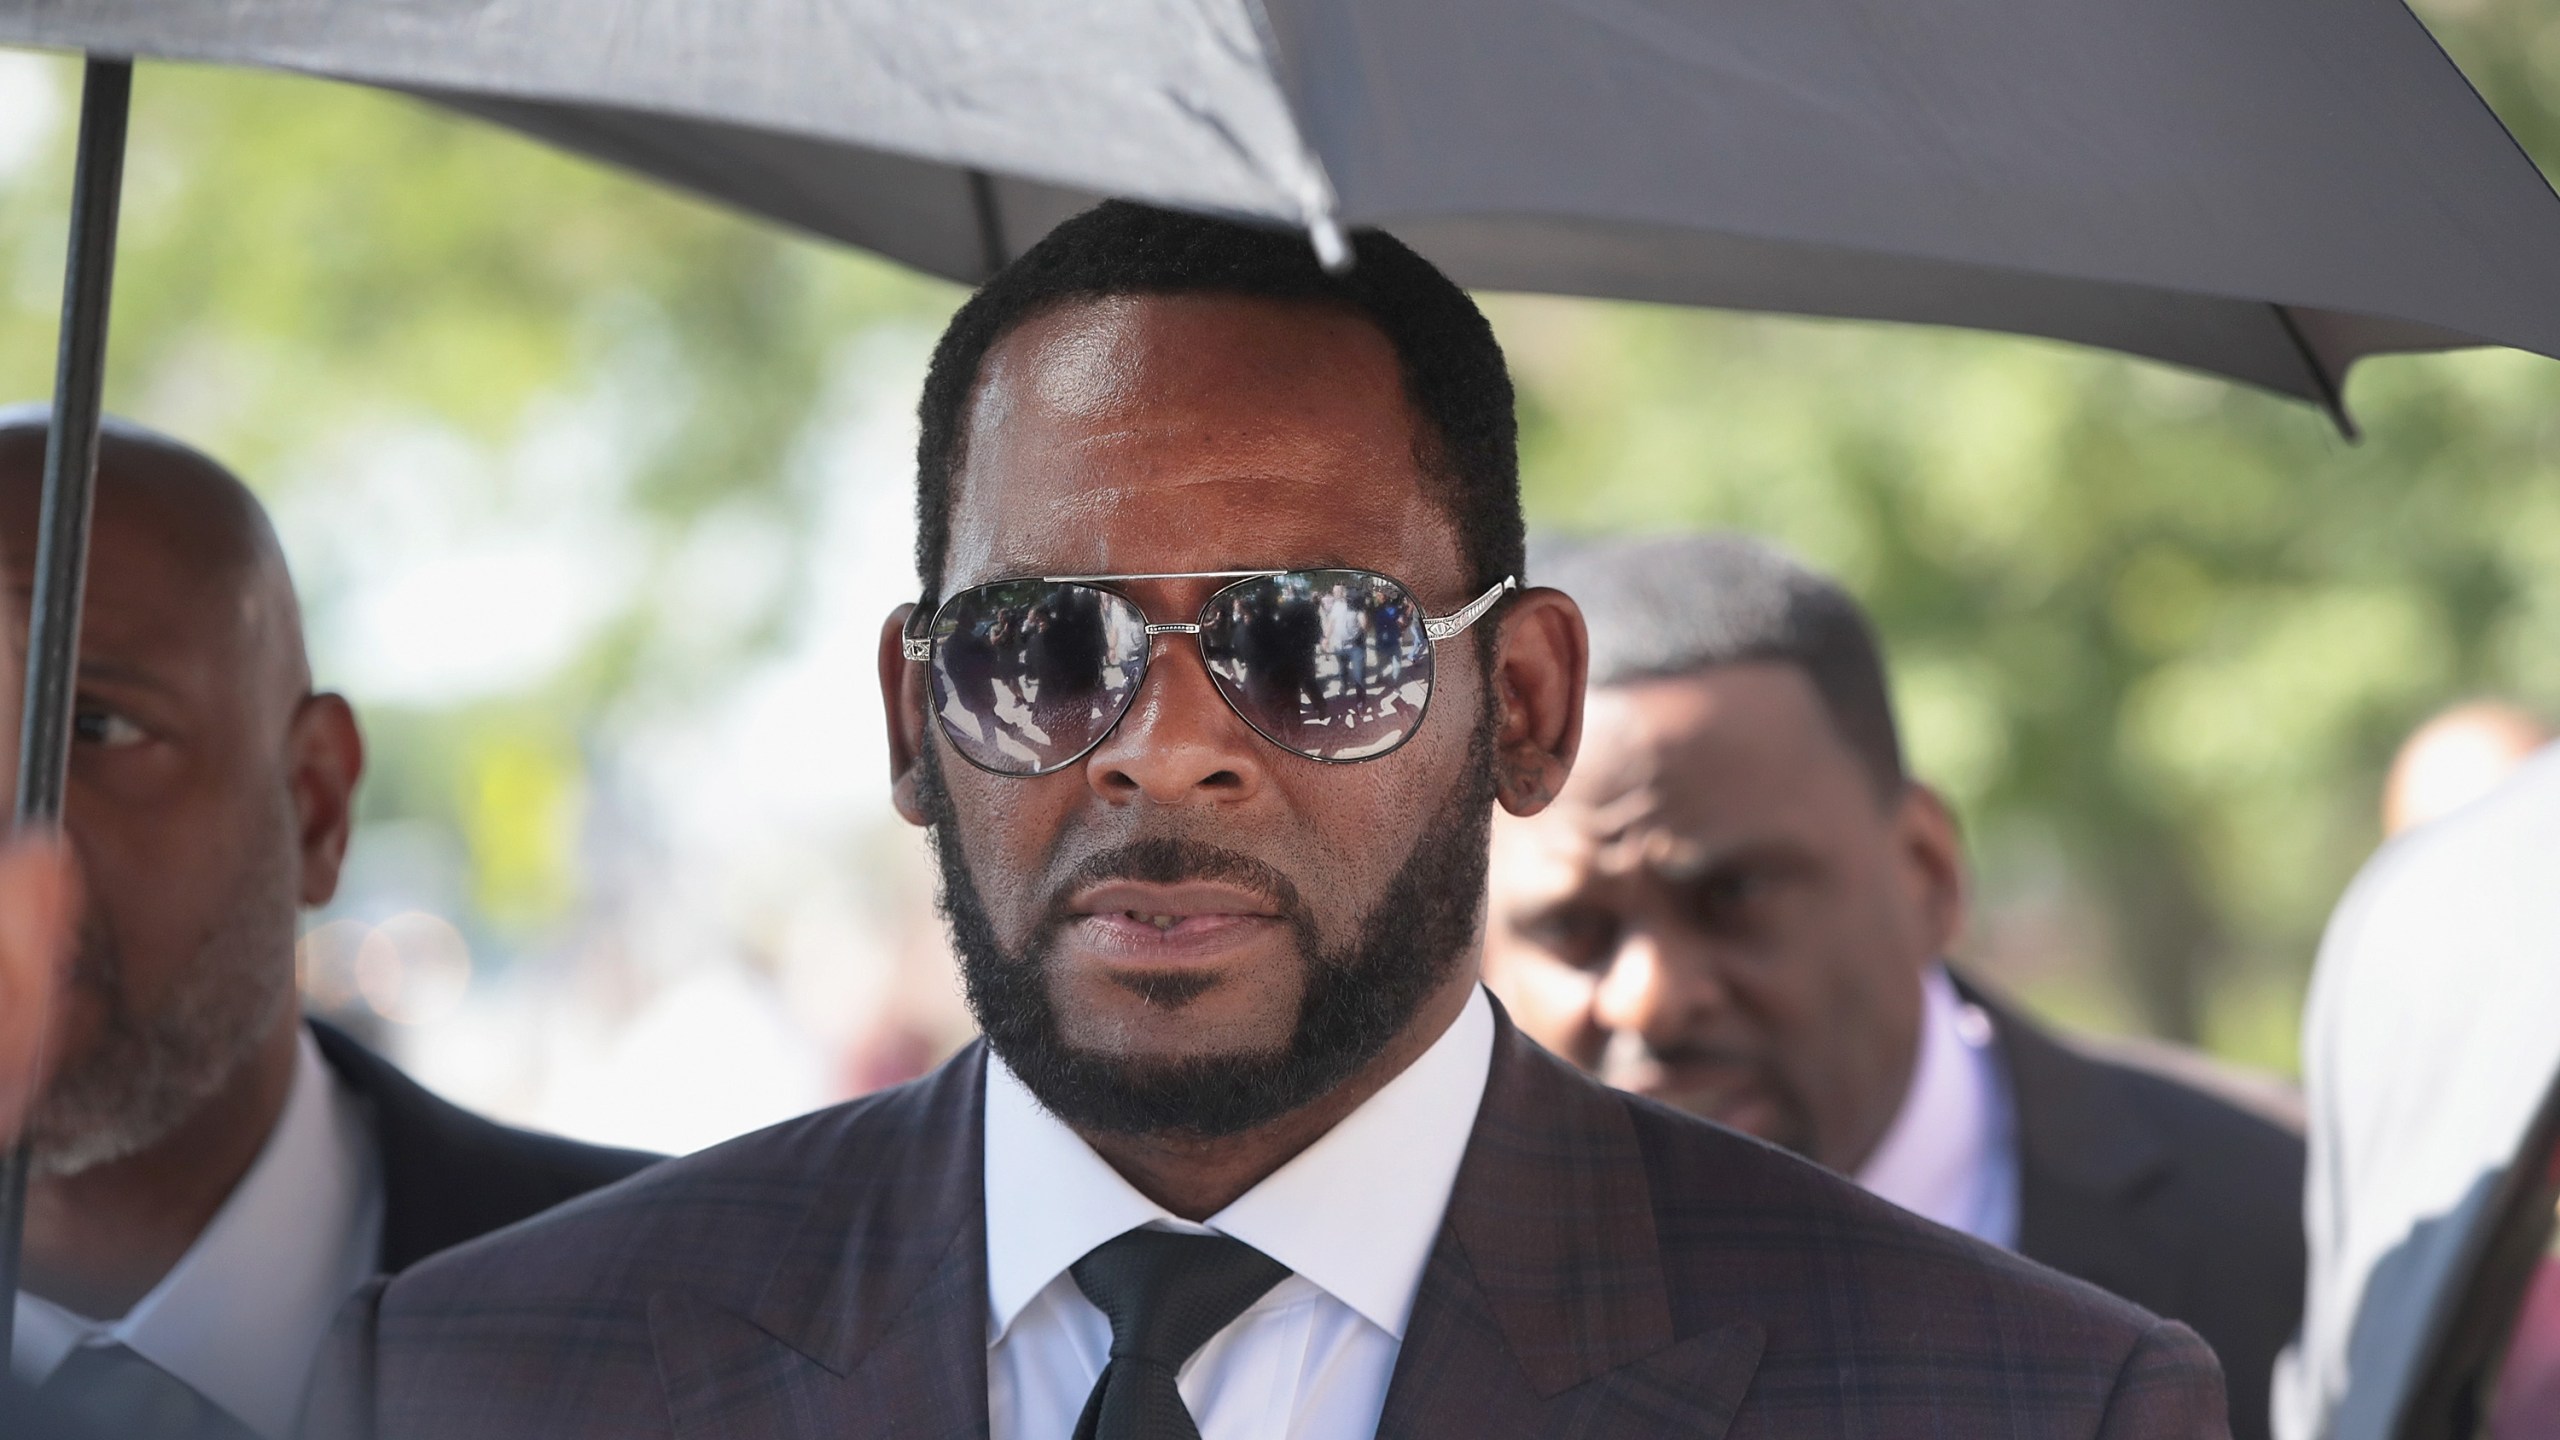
xmin=2271 ymin=304 xmax=2360 ymax=441
xmin=968 ymin=170 xmax=1009 ymax=282
xmin=1 ymin=52 xmax=132 ymax=1355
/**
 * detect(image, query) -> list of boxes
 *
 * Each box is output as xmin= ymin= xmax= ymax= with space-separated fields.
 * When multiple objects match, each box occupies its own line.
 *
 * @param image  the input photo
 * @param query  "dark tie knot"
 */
xmin=1071 ymin=1227 xmax=1291 ymax=1368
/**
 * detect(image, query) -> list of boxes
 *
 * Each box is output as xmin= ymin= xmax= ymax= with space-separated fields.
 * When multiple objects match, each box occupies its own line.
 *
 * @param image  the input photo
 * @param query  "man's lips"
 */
xmin=1064 ymin=881 xmax=1286 ymax=953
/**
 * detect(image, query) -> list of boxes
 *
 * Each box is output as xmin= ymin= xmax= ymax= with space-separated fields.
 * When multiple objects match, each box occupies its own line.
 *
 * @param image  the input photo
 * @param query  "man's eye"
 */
xmin=72 ymin=708 xmax=147 ymax=749
xmin=1526 ymin=908 xmax=1619 ymax=970
xmin=1690 ymin=868 xmax=1776 ymax=929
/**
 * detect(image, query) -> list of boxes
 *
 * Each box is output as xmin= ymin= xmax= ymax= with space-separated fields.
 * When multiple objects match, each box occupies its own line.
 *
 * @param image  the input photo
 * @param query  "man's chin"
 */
xmin=25 ymin=1068 xmax=191 ymax=1178
xmin=1627 ymin=1079 xmax=1804 ymax=1152
xmin=993 ymin=1036 xmax=1340 ymax=1141
xmin=1048 ymin=955 xmax=1311 ymax=1055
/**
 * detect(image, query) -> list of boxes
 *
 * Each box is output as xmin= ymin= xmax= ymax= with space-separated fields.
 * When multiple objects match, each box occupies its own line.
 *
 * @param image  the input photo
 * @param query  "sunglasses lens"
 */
xmin=929 ymin=581 xmax=1147 ymax=774
xmin=1201 ymin=569 xmax=1435 ymax=761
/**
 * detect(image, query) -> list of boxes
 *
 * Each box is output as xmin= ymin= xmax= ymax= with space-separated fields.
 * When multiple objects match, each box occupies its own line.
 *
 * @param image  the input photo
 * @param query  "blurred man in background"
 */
xmin=0 ymin=412 xmax=655 ymax=1440
xmin=1484 ymin=531 xmax=2305 ymax=1440
xmin=2379 ymin=700 xmax=2551 ymax=838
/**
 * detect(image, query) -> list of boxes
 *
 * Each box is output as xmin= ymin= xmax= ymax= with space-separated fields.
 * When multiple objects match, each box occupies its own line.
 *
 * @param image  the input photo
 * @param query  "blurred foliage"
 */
xmin=459 ymin=729 xmax=586 ymax=928
xmin=1507 ymin=0 xmax=2560 ymax=1060
xmin=0 ymin=55 xmax=955 ymax=941
xmin=2 ymin=14 xmax=2556 ymax=1065
xmin=1507 ymin=309 xmax=2560 ymax=1061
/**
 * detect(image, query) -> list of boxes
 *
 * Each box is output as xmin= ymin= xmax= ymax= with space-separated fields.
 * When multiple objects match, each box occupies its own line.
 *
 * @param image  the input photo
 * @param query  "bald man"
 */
xmin=2380 ymin=700 xmax=2552 ymax=837
xmin=0 ymin=413 xmax=656 ymax=1440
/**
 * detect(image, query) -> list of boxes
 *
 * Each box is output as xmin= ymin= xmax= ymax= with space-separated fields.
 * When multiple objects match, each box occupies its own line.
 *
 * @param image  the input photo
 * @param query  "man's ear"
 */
xmin=1489 ymin=586 xmax=1587 ymax=818
xmin=1896 ymin=782 xmax=1969 ymax=958
xmin=880 ymin=604 xmax=933 ymax=827
xmin=289 ymin=693 xmax=366 ymax=908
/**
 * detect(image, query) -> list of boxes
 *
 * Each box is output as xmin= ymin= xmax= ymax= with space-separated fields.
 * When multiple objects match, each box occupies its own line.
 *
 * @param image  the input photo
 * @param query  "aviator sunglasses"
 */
xmin=902 ymin=568 xmax=1518 ymax=776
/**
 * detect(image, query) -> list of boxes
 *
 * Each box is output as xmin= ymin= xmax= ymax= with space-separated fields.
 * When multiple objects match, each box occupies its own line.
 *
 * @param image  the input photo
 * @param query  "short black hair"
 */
xmin=1538 ymin=532 xmax=1908 ymax=799
xmin=912 ymin=201 xmax=1521 ymax=599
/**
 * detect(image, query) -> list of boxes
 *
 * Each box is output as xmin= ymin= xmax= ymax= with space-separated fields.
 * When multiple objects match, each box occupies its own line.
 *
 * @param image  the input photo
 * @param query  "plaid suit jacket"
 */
xmin=311 ymin=1006 xmax=2228 ymax=1439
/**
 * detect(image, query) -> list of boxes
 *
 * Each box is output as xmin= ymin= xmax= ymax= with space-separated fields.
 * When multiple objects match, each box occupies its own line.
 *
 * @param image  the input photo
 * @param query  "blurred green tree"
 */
xmin=0 ymin=55 xmax=955 ymax=940
xmin=1 ymin=15 xmax=2554 ymax=1064
xmin=1502 ymin=0 xmax=2560 ymax=1058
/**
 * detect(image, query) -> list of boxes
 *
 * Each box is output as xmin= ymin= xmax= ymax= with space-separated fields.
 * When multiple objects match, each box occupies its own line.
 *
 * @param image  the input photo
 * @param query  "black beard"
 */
xmin=920 ymin=717 xmax=1495 ymax=1140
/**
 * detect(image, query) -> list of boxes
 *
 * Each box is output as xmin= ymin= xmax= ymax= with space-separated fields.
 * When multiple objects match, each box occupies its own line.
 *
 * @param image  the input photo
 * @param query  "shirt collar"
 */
xmin=12 ymin=1026 xmax=386 ymax=1439
xmin=1853 ymin=963 xmax=2012 ymax=1239
xmin=984 ymin=984 xmax=1494 ymax=1345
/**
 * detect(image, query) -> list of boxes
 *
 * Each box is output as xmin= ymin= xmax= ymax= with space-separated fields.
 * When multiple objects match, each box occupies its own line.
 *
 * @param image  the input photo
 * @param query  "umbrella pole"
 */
xmin=0 ymin=53 xmax=132 ymax=1351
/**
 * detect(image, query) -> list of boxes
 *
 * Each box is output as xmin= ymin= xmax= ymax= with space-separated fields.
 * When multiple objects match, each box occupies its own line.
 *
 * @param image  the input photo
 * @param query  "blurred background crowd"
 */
xmin=1 ymin=0 xmax=2556 ymax=1157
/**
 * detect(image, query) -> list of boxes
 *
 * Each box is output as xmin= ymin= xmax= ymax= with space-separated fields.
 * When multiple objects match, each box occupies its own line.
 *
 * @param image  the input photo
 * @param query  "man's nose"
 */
xmin=1591 ymin=926 xmax=1728 ymax=1042
xmin=1084 ymin=637 xmax=1268 ymax=805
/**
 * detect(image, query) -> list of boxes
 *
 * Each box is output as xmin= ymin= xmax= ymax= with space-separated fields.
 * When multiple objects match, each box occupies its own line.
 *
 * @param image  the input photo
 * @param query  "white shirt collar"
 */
xmin=12 ymin=1025 xmax=387 ymax=1439
xmin=1853 ymin=964 xmax=2019 ymax=1247
xmin=985 ymin=984 xmax=1495 ymax=1345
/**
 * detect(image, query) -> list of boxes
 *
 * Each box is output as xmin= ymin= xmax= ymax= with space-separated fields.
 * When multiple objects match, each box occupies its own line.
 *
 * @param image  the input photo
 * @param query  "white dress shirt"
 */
xmin=986 ymin=985 xmax=1495 ymax=1440
xmin=1853 ymin=963 xmax=2021 ymax=1248
xmin=12 ymin=1026 xmax=386 ymax=1439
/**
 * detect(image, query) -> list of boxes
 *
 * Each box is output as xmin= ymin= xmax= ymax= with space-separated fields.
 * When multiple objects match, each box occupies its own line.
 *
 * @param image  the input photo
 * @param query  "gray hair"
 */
xmin=1537 ymin=532 xmax=1906 ymax=797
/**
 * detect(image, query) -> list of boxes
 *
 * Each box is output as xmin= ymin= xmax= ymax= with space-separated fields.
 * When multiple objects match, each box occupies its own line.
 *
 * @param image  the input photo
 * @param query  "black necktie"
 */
xmin=36 ymin=1341 xmax=263 ymax=1440
xmin=1070 ymin=1228 xmax=1291 ymax=1440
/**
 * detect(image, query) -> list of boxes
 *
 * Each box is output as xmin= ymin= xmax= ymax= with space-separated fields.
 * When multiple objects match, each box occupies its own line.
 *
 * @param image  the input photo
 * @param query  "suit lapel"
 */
xmin=649 ymin=1047 xmax=993 ymax=1440
xmin=1377 ymin=1008 xmax=1763 ymax=1439
xmin=1960 ymin=975 xmax=2172 ymax=1303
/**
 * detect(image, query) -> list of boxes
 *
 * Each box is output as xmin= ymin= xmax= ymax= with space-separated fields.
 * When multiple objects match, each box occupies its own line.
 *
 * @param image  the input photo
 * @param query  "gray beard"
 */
xmin=25 ymin=808 xmax=302 ymax=1178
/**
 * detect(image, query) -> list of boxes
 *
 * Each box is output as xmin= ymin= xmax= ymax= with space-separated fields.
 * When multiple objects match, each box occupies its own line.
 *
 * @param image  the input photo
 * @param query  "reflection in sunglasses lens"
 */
xmin=1201 ymin=570 xmax=1435 ymax=761
xmin=931 ymin=581 xmax=1147 ymax=774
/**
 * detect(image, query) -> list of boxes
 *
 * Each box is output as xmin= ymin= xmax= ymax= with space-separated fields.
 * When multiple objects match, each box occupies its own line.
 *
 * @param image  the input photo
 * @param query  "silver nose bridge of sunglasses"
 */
xmin=898 ymin=570 xmax=1517 ymax=661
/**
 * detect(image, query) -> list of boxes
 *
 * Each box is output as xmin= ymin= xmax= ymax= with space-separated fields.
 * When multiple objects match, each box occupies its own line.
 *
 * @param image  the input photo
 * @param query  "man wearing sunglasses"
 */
xmin=324 ymin=202 xmax=2227 ymax=1438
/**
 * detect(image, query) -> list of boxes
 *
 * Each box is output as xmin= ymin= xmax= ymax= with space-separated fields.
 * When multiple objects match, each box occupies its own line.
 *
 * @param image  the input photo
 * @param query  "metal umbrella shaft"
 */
xmin=0 ymin=54 xmax=131 ymax=1355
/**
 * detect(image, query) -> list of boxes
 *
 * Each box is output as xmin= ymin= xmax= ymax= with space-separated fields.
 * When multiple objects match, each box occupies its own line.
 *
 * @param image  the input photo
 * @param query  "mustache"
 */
xmin=1036 ymin=838 xmax=1315 ymax=940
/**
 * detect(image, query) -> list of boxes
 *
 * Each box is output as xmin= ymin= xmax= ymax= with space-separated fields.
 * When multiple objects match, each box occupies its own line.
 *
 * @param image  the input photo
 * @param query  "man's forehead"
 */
xmin=0 ymin=442 xmax=287 ymax=670
xmin=2 ymin=479 xmax=245 ymax=599
xmin=986 ymin=292 xmax=1398 ymax=420
xmin=1548 ymin=667 xmax=1865 ymax=843
xmin=943 ymin=292 xmax=1465 ymax=586
xmin=1497 ymin=775 xmax=1721 ymax=896
xmin=0 ymin=435 xmax=266 ymax=560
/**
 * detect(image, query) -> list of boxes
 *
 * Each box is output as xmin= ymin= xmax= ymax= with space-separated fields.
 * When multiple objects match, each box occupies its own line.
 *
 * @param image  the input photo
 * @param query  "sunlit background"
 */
xmin=1 ymin=5 xmax=2556 ymax=1150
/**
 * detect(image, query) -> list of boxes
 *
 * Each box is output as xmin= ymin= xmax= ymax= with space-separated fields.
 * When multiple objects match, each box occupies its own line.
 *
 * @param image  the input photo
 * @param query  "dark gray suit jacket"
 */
xmin=311 ymin=1003 xmax=2229 ymax=1439
xmin=309 ymin=1019 xmax=661 ymax=1272
xmin=1960 ymin=979 xmax=2306 ymax=1440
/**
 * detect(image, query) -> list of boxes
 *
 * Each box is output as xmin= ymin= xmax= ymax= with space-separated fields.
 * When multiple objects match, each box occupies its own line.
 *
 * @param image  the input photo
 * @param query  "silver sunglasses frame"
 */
xmin=900 ymin=568 xmax=1518 ymax=773
xmin=900 ymin=570 xmax=1517 ymax=661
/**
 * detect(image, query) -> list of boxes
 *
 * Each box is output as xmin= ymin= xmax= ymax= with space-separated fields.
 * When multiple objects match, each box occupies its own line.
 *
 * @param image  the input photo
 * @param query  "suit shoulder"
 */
xmin=2050 ymin=1034 xmax=2308 ymax=1216
xmin=1619 ymin=1092 xmax=2168 ymax=1341
xmin=379 ymin=1075 xmax=941 ymax=1318
xmin=454 ymin=1112 xmax=659 ymax=1188
xmin=2071 ymin=1031 xmax=2305 ymax=1142
xmin=313 ymin=1019 xmax=662 ymax=1268
xmin=1608 ymin=1092 xmax=2229 ymax=1431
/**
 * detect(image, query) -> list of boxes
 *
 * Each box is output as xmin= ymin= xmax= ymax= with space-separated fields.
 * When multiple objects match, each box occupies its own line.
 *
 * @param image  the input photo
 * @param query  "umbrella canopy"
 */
xmin=4 ymin=0 xmax=2560 ymax=419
